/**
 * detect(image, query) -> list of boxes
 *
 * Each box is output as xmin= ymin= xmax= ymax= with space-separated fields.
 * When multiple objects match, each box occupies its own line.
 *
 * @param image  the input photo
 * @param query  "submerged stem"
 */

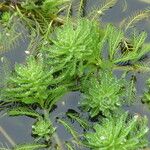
xmin=43 ymin=109 xmax=64 ymax=150
xmin=114 ymin=65 xmax=150 ymax=72
xmin=78 ymin=0 xmax=85 ymax=17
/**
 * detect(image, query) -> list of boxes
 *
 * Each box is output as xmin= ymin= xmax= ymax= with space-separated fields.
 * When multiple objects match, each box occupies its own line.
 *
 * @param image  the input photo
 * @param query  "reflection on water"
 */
xmin=0 ymin=0 xmax=150 ymax=149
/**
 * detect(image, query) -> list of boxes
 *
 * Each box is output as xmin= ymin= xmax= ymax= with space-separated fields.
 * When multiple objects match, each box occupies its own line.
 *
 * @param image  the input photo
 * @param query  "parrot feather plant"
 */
xmin=1 ymin=0 xmax=150 ymax=150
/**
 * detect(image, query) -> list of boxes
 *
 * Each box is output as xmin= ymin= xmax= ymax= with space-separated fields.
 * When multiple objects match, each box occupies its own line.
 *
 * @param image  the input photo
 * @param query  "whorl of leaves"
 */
xmin=84 ymin=112 xmax=149 ymax=150
xmin=44 ymin=19 xmax=103 ymax=79
xmin=0 ymin=55 xmax=67 ymax=108
xmin=32 ymin=118 xmax=55 ymax=139
xmin=80 ymin=71 xmax=129 ymax=117
xmin=101 ymin=25 xmax=150 ymax=66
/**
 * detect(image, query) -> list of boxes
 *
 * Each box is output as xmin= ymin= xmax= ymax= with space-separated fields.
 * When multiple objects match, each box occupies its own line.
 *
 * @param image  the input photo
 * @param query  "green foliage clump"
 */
xmin=13 ymin=143 xmax=46 ymax=150
xmin=21 ymin=0 xmax=70 ymax=13
xmin=8 ymin=107 xmax=41 ymax=118
xmin=1 ymin=56 xmax=51 ymax=106
xmin=1 ymin=55 xmax=67 ymax=108
xmin=99 ymin=25 xmax=150 ymax=67
xmin=32 ymin=118 xmax=55 ymax=140
xmin=43 ymin=21 xmax=150 ymax=77
xmin=1 ymin=12 xmax=11 ymax=23
xmin=19 ymin=0 xmax=70 ymax=33
xmin=1 ymin=0 xmax=150 ymax=149
xmin=84 ymin=112 xmax=149 ymax=150
xmin=80 ymin=71 xmax=127 ymax=117
xmin=42 ymin=0 xmax=70 ymax=13
xmin=143 ymin=78 xmax=150 ymax=106
xmin=0 ymin=13 xmax=23 ymax=52
xmin=44 ymin=19 xmax=102 ymax=78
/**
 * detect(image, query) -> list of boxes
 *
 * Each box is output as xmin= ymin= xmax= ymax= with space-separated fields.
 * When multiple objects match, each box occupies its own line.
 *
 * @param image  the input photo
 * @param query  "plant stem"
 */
xmin=53 ymin=17 xmax=65 ymax=24
xmin=0 ymin=125 xmax=16 ymax=147
xmin=66 ymin=2 xmax=72 ymax=21
xmin=78 ymin=0 xmax=85 ymax=17
xmin=43 ymin=109 xmax=64 ymax=150
xmin=114 ymin=65 xmax=150 ymax=72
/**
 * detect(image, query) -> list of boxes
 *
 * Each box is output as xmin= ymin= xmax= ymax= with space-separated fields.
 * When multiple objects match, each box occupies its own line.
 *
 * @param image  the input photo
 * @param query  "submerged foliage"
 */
xmin=1 ymin=56 xmax=51 ymax=106
xmin=1 ymin=0 xmax=150 ymax=150
xmin=43 ymin=19 xmax=150 ymax=79
xmin=32 ymin=118 xmax=55 ymax=140
xmin=0 ymin=12 xmax=24 ymax=52
xmin=0 ymin=0 xmax=71 ymax=53
xmin=1 ymin=56 xmax=67 ymax=108
xmin=80 ymin=71 xmax=128 ymax=117
xmin=143 ymin=78 xmax=150 ymax=107
xmin=44 ymin=19 xmax=102 ymax=78
xmin=19 ymin=0 xmax=70 ymax=31
xmin=84 ymin=112 xmax=149 ymax=150
xmin=13 ymin=143 xmax=46 ymax=150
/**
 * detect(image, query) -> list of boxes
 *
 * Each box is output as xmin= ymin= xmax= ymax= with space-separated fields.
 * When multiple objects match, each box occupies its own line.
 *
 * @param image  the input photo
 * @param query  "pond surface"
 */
xmin=0 ymin=0 xmax=150 ymax=149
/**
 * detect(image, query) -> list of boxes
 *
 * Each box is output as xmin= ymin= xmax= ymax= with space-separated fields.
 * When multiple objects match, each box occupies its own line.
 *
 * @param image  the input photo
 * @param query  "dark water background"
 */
xmin=0 ymin=0 xmax=150 ymax=149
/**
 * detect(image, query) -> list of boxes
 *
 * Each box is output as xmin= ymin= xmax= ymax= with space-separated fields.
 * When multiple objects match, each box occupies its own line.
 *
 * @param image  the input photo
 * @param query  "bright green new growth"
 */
xmin=44 ymin=19 xmax=102 ymax=78
xmin=1 ymin=56 xmax=52 ymax=107
xmin=22 ymin=0 xmax=69 ymax=12
xmin=143 ymin=78 xmax=150 ymax=106
xmin=81 ymin=71 xmax=127 ymax=117
xmin=32 ymin=118 xmax=55 ymax=140
xmin=84 ymin=112 xmax=149 ymax=150
xmin=44 ymin=20 xmax=150 ymax=78
xmin=1 ymin=55 xmax=67 ymax=108
xmin=99 ymin=25 xmax=150 ymax=66
xmin=1 ymin=12 xmax=11 ymax=23
xmin=42 ymin=0 xmax=70 ymax=13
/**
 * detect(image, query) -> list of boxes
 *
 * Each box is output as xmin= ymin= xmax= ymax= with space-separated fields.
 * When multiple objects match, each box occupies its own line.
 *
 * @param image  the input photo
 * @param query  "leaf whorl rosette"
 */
xmin=1 ymin=56 xmax=52 ymax=106
xmin=80 ymin=71 xmax=128 ymax=117
xmin=44 ymin=19 xmax=103 ymax=79
xmin=1 ymin=55 xmax=67 ymax=108
xmin=32 ymin=118 xmax=55 ymax=139
xmin=84 ymin=112 xmax=149 ymax=150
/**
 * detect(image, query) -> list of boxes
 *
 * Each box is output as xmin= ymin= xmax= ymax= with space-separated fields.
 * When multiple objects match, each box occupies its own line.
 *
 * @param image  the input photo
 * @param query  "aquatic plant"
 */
xmin=100 ymin=24 xmax=150 ymax=68
xmin=32 ymin=118 xmax=55 ymax=141
xmin=120 ymin=8 xmax=150 ymax=31
xmin=0 ymin=0 xmax=71 ymax=53
xmin=1 ymin=0 xmax=150 ymax=150
xmin=0 ymin=11 xmax=24 ymax=52
xmin=84 ymin=112 xmax=149 ymax=150
xmin=44 ymin=19 xmax=150 ymax=81
xmin=143 ymin=78 xmax=150 ymax=107
xmin=1 ymin=55 xmax=67 ymax=109
xmin=13 ymin=143 xmax=46 ymax=150
xmin=80 ymin=71 xmax=129 ymax=117
xmin=18 ymin=0 xmax=70 ymax=31
xmin=44 ymin=19 xmax=102 ymax=79
xmin=89 ymin=0 xmax=118 ymax=21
